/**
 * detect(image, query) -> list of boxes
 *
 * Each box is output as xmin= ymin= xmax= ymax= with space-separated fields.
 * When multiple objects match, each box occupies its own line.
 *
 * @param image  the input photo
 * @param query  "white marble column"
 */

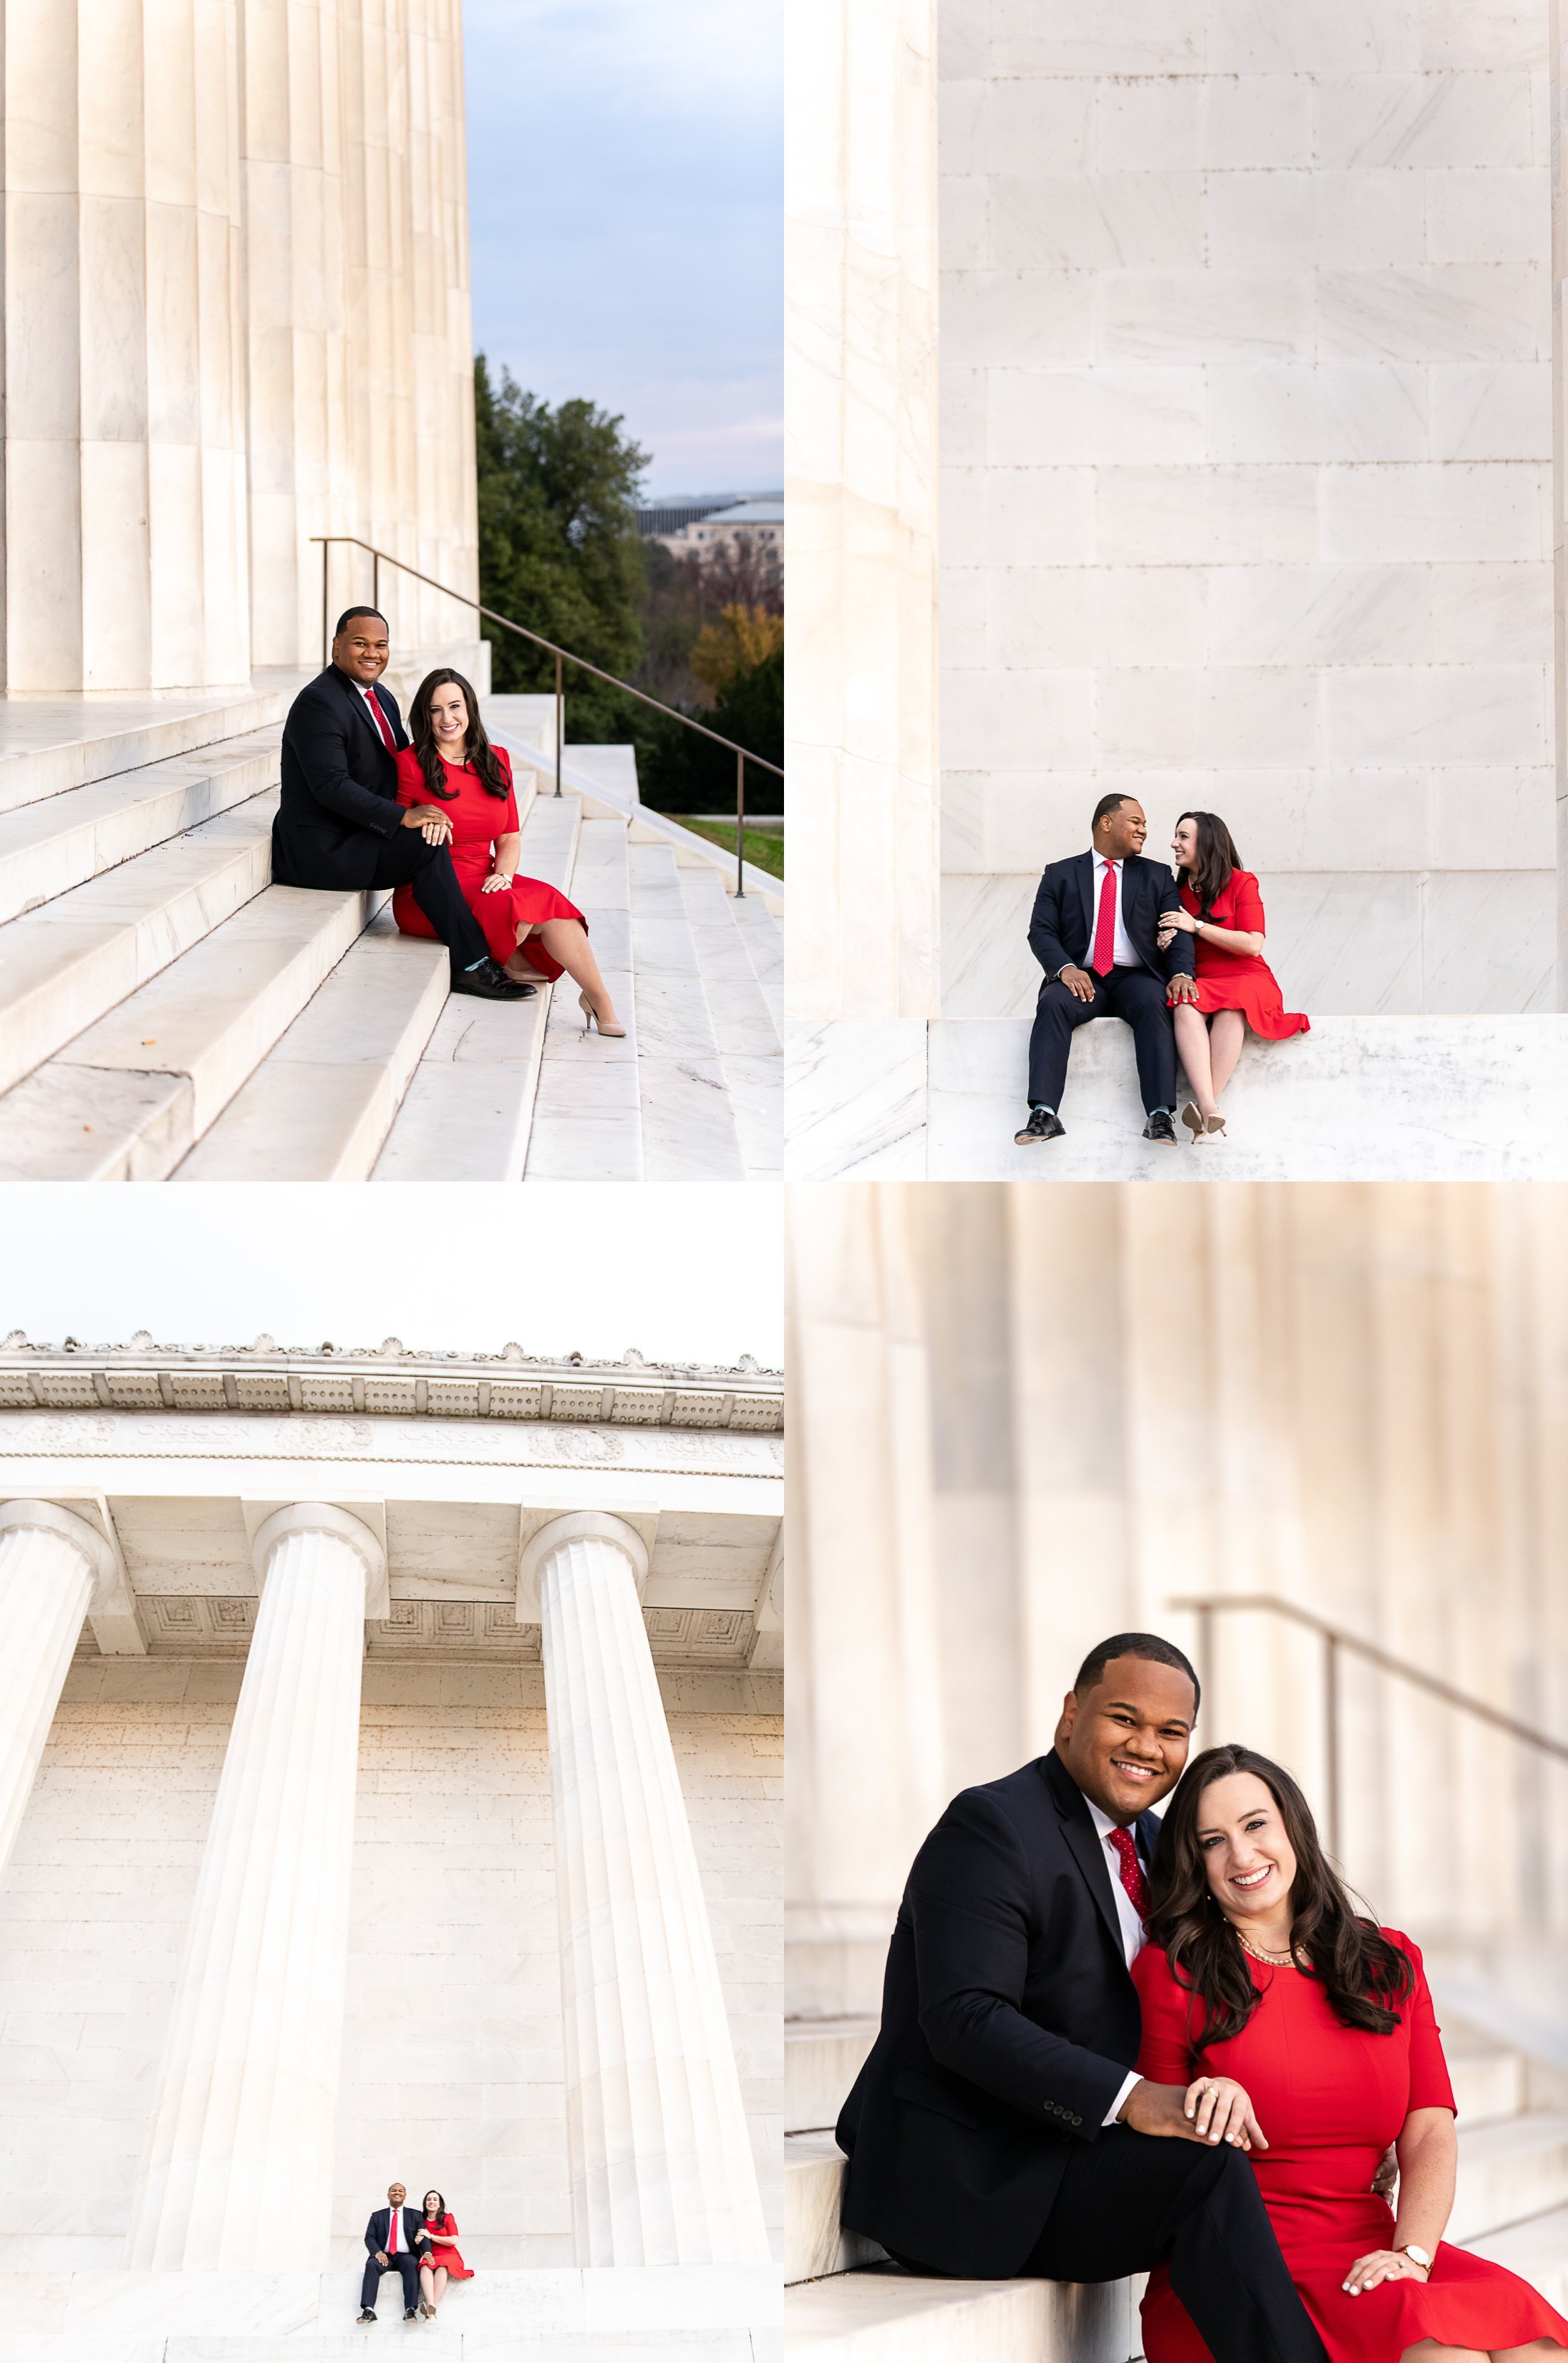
xmin=523 ymin=1511 xmax=770 ymax=2265
xmin=0 ymin=1502 xmax=117 ymax=1888
xmin=125 ymin=1502 xmax=384 ymax=2271
xmin=0 ymin=0 xmax=251 ymax=692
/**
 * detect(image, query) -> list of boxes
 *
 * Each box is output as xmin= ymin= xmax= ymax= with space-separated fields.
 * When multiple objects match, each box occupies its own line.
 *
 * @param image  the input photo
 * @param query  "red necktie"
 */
xmin=1091 ymin=861 xmax=1118 ymax=975
xmin=1108 ymin=1825 xmax=1149 ymax=1922
xmin=364 ymin=689 xmax=396 ymax=752
xmin=388 ymin=2210 xmax=397 ymax=2253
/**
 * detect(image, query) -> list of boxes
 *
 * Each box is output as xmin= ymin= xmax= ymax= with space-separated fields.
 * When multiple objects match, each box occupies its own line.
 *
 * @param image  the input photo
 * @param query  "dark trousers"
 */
xmin=360 ymin=2249 xmax=421 ymax=2314
xmin=365 ymin=828 xmax=490 ymax=974
xmin=1027 ymin=965 xmax=1176 ymax=1115
xmin=1022 ymin=2128 xmax=1329 ymax=2363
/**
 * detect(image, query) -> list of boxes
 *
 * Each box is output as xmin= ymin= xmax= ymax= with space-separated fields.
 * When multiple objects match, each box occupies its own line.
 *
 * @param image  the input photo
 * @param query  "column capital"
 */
xmin=518 ymin=1510 xmax=652 ymax=1620
xmin=251 ymin=1502 xmax=388 ymax=1618
xmin=0 ymin=1498 xmax=120 ymax=1608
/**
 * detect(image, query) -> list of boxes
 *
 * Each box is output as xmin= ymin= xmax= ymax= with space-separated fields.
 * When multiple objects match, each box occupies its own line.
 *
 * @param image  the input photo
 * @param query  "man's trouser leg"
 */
xmin=1023 ymin=2127 xmax=1329 ymax=2363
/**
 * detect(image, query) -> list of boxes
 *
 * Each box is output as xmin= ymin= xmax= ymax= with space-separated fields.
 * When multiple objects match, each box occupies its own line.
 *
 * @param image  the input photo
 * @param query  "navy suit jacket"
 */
xmin=364 ymin=2205 xmax=429 ymax=2261
xmin=836 ymin=1750 xmax=1163 ymax=2277
xmin=1027 ymin=851 xmax=1196 ymax=987
xmin=274 ymin=665 xmax=411 ymax=890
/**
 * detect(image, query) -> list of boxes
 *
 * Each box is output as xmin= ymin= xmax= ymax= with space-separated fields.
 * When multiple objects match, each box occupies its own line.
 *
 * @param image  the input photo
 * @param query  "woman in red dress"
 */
xmin=1156 ymin=811 xmax=1308 ymax=1141
xmin=1134 ymin=1744 xmax=1567 ymax=2363
xmin=394 ymin=669 xmax=626 ymax=1035
xmin=416 ymin=2188 xmax=474 ymax=2318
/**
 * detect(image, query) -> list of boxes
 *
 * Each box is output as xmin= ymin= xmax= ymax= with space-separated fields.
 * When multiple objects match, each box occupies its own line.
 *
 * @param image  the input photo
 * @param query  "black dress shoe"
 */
xmin=1014 ymin=1106 xmax=1065 ymax=1145
xmin=1142 ymin=1109 xmax=1177 ymax=1144
xmin=357 ymin=2310 xmax=376 ymax=2322
xmin=405 ymin=2308 xmax=420 ymax=2320
xmin=450 ymin=957 xmax=536 ymax=1000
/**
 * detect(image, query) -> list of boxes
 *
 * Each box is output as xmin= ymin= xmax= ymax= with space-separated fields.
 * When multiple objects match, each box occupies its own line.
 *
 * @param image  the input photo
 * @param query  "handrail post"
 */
xmin=554 ymin=651 xmax=563 ymax=798
xmin=1196 ymin=1600 xmax=1214 ymax=1736
xmin=321 ymin=538 xmax=329 ymax=667
xmin=373 ymin=550 xmax=380 ymax=622
xmin=1324 ymin=1631 xmax=1341 ymax=1862
xmin=736 ymin=751 xmax=746 ymax=898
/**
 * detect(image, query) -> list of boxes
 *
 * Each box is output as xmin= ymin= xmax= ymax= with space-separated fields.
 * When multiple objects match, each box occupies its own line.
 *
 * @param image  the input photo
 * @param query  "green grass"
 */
xmin=673 ymin=816 xmax=784 ymax=880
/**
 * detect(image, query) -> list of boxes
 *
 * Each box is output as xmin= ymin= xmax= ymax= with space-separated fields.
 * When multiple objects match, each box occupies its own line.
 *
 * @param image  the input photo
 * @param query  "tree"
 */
xmin=473 ymin=357 xmax=649 ymax=743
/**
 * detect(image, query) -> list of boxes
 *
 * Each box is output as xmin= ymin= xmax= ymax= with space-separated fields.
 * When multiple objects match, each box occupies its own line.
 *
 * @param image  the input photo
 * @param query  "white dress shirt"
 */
xmin=1089 ymin=851 xmax=1139 ymax=969
xmin=1085 ymin=1798 xmax=1148 ymax=2126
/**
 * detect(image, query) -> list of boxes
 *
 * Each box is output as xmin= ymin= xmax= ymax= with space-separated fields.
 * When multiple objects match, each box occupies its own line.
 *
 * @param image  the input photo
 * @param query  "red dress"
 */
xmin=420 ymin=2212 xmax=473 ymax=2281
xmin=392 ymin=744 xmax=585 ymax=980
xmin=1181 ymin=871 xmax=1308 ymax=1040
xmin=1133 ymin=1935 xmax=1568 ymax=2363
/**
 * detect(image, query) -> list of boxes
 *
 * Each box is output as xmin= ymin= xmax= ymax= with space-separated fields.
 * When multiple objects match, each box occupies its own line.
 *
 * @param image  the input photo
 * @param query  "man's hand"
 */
xmin=1057 ymin=963 xmax=1097 ymax=1003
xmin=374 ymin=2250 xmax=388 ymax=2266
xmin=1118 ymin=2078 xmax=1234 ymax=2144
xmin=401 ymin=803 xmax=453 ymax=844
xmin=1166 ymin=973 xmax=1200 ymax=1005
xmin=1372 ymin=2147 xmax=1398 ymax=2199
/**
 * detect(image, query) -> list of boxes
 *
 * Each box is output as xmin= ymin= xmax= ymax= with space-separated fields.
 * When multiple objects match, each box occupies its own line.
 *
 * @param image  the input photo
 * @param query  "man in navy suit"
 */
xmin=837 ymin=1635 xmax=1330 ymax=2363
xmin=1015 ymin=793 xmax=1196 ymax=1146
xmin=357 ymin=2180 xmax=430 ymax=2321
xmin=273 ymin=605 xmax=531 ymax=1002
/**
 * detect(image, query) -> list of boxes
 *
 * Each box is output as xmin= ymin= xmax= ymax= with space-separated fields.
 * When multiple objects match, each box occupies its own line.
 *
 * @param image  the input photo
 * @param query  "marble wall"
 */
xmin=0 ymin=0 xmax=480 ymax=695
xmin=786 ymin=1182 xmax=1568 ymax=2015
xmin=939 ymin=0 xmax=1556 ymax=1017
xmin=0 ymin=1660 xmax=781 ymax=2269
xmin=785 ymin=0 xmax=942 ymax=1020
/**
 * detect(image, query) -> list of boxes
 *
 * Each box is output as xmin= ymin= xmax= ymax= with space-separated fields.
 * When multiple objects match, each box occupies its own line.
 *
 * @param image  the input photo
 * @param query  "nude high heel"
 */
xmin=1180 ymin=1101 xmax=1207 ymax=1142
xmin=581 ymin=992 xmax=626 ymax=1039
xmin=1204 ymin=1112 xmax=1226 ymax=1137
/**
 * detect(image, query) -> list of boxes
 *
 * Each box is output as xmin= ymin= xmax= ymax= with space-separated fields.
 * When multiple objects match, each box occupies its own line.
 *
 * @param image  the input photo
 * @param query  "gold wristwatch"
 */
xmin=1400 ymin=2246 xmax=1433 ymax=2271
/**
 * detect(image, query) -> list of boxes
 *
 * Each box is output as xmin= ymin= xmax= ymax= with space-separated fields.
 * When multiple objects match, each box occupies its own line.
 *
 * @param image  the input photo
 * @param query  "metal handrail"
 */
xmin=1171 ymin=1593 xmax=1568 ymax=1857
xmin=312 ymin=533 xmax=782 ymax=897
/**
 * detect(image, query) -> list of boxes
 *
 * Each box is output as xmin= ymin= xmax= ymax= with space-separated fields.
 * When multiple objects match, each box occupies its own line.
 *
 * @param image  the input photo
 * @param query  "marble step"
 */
xmin=523 ymin=811 xmax=641 ymax=1182
xmin=732 ymin=889 xmax=784 ymax=1031
xmin=0 ymin=726 xmax=281 ymax=924
xmin=1467 ymin=2202 xmax=1568 ymax=2309
xmin=0 ymin=685 xmax=284 ymax=818
xmin=1449 ymin=2110 xmax=1568 ymax=2241
xmin=786 ymin=2019 xmax=879 ymax=2135
xmin=0 ymin=876 xmax=385 ymax=1179
xmin=786 ymin=1013 xmax=1568 ymax=1182
xmin=374 ymin=791 xmax=582 ymax=1182
xmin=678 ymin=866 xmax=783 ymax=1179
xmin=628 ymin=839 xmax=746 ymax=1182
xmin=173 ymin=909 xmax=450 ymax=1179
xmin=1448 ymin=2041 xmax=1529 ymax=2127
xmin=0 ymin=793 xmax=276 ymax=1109
xmin=786 ymin=2133 xmax=886 ymax=2284
xmin=789 ymin=2102 xmax=1568 ymax=2286
xmin=786 ymin=2265 xmax=1143 ymax=2363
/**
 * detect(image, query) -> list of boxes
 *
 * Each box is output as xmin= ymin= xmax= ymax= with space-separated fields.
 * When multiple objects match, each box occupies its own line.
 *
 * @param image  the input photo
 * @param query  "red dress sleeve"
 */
xmin=394 ymin=747 xmax=425 ymax=807
xmin=1388 ymin=1933 xmax=1456 ymax=2115
xmin=1133 ymin=1946 xmax=1202 ymax=2084
xmin=1229 ymin=871 xmax=1265 ymax=934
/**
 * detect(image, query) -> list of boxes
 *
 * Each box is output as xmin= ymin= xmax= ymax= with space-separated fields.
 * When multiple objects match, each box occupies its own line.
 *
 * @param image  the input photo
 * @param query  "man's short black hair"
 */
xmin=334 ymin=604 xmax=388 ymax=637
xmin=1073 ymin=1630 xmax=1200 ymax=1714
xmin=1091 ymin=791 xmax=1137 ymax=830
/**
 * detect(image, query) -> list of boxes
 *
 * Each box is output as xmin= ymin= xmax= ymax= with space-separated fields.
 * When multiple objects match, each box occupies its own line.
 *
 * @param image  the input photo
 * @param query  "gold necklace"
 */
xmin=1231 ymin=1925 xmax=1300 ymax=1966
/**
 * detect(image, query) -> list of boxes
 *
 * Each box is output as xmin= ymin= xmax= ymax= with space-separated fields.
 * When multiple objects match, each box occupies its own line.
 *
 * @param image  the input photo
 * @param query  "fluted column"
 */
xmin=525 ymin=1512 xmax=770 ymax=2265
xmin=0 ymin=1502 xmax=117 ymax=1886
xmin=125 ymin=1502 xmax=384 ymax=2270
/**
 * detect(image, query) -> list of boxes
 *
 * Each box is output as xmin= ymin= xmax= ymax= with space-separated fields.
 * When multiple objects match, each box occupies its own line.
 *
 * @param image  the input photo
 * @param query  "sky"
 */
xmin=463 ymin=0 xmax=782 ymax=497
xmin=1 ymin=1185 xmax=783 ymax=1370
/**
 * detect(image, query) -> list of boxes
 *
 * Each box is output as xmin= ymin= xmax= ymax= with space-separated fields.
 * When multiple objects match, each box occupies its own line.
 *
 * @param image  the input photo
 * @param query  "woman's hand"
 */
xmin=1160 ymin=907 xmax=1198 ymax=935
xmin=480 ymin=871 xmax=513 ymax=893
xmin=1184 ymin=2075 xmax=1267 ymax=2150
xmin=1342 ymin=2248 xmax=1429 ymax=2295
xmin=400 ymin=803 xmax=453 ymax=845
xmin=1156 ymin=925 xmax=1176 ymax=951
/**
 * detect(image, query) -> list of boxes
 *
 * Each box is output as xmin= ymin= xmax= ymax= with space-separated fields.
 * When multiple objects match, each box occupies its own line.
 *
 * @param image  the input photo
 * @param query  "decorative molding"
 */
xmin=0 ymin=1339 xmax=782 ymax=1434
xmin=120 ymin=1594 xmax=756 ymax=1666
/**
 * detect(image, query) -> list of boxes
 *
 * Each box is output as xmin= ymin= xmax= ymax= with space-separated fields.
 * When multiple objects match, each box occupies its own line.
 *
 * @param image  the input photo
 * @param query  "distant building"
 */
xmin=639 ymin=492 xmax=785 ymax=575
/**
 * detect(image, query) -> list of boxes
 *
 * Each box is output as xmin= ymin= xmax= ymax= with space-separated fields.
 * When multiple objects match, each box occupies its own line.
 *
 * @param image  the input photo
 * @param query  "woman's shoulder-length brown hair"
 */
xmin=408 ymin=668 xmax=510 ymax=802
xmin=1146 ymin=1742 xmax=1415 ymax=2062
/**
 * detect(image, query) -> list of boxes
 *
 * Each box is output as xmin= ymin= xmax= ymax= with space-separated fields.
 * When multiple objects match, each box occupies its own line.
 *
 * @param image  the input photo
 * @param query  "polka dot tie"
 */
xmin=1109 ymin=1825 xmax=1150 ymax=1921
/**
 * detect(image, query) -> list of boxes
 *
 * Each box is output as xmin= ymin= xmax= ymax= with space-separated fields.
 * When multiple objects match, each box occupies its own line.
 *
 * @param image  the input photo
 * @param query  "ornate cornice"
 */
xmin=0 ymin=1336 xmax=783 ymax=1434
